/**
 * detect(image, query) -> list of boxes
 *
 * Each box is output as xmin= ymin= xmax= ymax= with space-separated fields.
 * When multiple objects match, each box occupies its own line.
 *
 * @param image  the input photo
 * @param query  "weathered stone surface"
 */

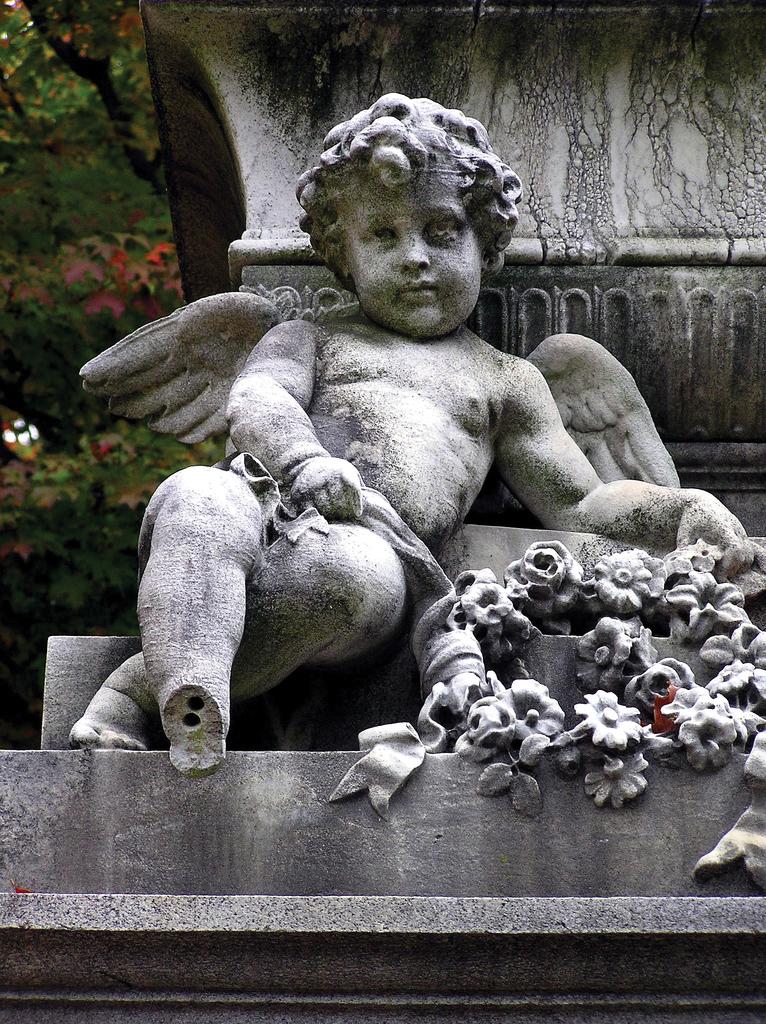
xmin=1 ymin=892 xmax=766 ymax=1021
xmin=40 ymin=635 xmax=142 ymax=753
xmin=29 ymin=620 xmax=763 ymax=899
xmin=142 ymin=0 xmax=766 ymax=300
xmin=0 ymin=747 xmax=756 ymax=897
xmin=73 ymin=87 xmax=757 ymax=776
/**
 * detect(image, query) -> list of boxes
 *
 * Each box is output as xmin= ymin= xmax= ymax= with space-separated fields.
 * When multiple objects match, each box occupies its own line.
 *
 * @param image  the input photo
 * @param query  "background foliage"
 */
xmin=0 ymin=1 xmax=216 ymax=746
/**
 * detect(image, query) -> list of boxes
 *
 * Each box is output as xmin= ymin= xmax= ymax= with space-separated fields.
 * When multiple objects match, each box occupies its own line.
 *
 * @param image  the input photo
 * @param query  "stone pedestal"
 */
xmin=1 ymin=893 xmax=765 ymax=1022
xmin=0 ymin=746 xmax=756 ymax=898
xmin=5 ymin=525 xmax=764 ymax=1017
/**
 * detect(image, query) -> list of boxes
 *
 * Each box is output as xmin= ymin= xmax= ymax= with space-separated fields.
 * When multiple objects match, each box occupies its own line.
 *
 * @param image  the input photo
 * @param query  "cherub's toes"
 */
xmin=69 ymin=719 xmax=102 ymax=750
xmin=69 ymin=719 xmax=147 ymax=751
xmin=99 ymin=729 xmax=147 ymax=751
xmin=694 ymin=836 xmax=743 ymax=882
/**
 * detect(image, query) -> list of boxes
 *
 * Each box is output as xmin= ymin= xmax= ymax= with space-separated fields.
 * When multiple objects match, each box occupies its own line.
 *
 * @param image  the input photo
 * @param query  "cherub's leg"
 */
xmin=229 ymin=522 xmax=410 ymax=702
xmin=70 ymin=468 xmax=412 ymax=772
xmin=136 ymin=465 xmax=266 ymax=776
xmin=70 ymin=652 xmax=153 ymax=750
xmin=70 ymin=465 xmax=263 ymax=773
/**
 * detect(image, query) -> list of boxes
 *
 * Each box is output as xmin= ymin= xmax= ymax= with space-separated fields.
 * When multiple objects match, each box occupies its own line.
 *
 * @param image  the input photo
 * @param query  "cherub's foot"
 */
xmin=70 ymin=718 xmax=147 ymax=750
xmin=69 ymin=686 xmax=150 ymax=751
xmin=161 ymin=683 xmax=227 ymax=778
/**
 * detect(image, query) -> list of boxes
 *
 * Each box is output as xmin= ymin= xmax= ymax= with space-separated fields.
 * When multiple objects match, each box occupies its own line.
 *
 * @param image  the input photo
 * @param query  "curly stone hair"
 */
xmin=296 ymin=94 xmax=522 ymax=290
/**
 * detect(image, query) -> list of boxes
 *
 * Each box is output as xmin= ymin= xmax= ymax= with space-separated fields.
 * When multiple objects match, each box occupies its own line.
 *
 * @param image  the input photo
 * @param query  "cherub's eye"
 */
xmin=374 ymin=227 xmax=397 ymax=242
xmin=427 ymin=218 xmax=462 ymax=244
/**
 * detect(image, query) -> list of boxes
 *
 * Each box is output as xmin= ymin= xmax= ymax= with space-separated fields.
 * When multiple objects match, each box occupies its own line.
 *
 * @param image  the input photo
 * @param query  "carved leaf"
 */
xmin=477 ymin=763 xmax=516 ymax=797
xmin=518 ymin=733 xmax=550 ymax=767
xmin=511 ymin=772 xmax=543 ymax=817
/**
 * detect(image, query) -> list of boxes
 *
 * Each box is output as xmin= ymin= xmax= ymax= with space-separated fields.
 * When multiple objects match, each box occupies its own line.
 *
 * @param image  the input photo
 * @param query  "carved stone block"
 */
xmin=143 ymin=1 xmax=766 ymax=301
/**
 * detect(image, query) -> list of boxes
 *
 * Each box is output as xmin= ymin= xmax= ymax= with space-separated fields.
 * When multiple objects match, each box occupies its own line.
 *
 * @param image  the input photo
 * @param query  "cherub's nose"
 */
xmin=400 ymin=235 xmax=430 ymax=272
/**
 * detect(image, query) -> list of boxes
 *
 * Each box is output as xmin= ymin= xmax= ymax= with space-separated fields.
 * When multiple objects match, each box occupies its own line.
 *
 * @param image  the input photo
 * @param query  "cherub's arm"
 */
xmin=495 ymin=359 xmax=752 ymax=575
xmin=226 ymin=320 xmax=363 ymax=519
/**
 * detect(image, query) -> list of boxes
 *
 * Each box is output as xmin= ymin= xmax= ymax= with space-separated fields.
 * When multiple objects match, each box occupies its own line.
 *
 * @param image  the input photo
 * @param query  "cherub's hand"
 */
xmin=677 ymin=490 xmax=754 ymax=579
xmin=291 ymin=456 xmax=364 ymax=521
xmin=432 ymin=671 xmax=488 ymax=717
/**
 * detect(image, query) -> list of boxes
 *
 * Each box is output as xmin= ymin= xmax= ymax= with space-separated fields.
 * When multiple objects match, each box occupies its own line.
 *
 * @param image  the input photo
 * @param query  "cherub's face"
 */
xmin=338 ymin=165 xmax=483 ymax=339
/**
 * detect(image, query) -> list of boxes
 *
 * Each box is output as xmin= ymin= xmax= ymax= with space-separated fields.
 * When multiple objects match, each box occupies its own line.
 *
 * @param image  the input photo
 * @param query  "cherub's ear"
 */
xmin=481 ymin=249 xmax=503 ymax=277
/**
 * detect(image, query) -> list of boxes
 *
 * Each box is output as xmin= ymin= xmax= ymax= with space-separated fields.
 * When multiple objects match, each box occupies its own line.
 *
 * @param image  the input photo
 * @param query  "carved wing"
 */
xmin=527 ymin=333 xmax=680 ymax=487
xmin=80 ymin=292 xmax=280 ymax=443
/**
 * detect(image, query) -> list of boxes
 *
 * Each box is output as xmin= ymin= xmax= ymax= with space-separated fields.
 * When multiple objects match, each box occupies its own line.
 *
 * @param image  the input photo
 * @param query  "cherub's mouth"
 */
xmin=400 ymin=282 xmax=438 ymax=297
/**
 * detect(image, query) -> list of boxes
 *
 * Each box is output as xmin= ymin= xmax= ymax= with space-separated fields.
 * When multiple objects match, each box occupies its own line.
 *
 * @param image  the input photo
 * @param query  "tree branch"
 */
xmin=0 ymin=69 xmax=26 ymax=119
xmin=23 ymin=2 xmax=164 ymax=194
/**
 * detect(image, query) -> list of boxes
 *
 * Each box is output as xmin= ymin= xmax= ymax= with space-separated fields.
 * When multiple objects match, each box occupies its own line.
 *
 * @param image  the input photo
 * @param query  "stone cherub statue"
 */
xmin=71 ymin=94 xmax=753 ymax=776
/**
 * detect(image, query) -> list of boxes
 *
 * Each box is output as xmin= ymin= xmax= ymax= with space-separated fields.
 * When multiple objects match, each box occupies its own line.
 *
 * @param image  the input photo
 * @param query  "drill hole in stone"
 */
xmin=187 ymin=696 xmax=204 ymax=711
xmin=183 ymin=713 xmax=201 ymax=728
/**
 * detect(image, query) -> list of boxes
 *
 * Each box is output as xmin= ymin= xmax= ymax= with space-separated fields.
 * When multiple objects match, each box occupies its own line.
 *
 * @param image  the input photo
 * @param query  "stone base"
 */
xmin=1 ymin=893 xmax=765 ymax=1022
xmin=0 ymin=747 xmax=757 ymax=898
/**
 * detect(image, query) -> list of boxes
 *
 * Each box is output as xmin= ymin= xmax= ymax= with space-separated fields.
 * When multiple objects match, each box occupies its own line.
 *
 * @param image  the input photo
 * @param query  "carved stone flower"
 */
xmin=504 ymin=541 xmax=583 ymax=634
xmin=576 ymin=617 xmax=657 ymax=696
xmin=623 ymin=658 xmax=695 ymax=718
xmin=448 ymin=568 xmax=535 ymax=663
xmin=449 ymin=569 xmax=512 ymax=629
xmin=663 ymin=540 xmax=720 ymax=585
xmin=662 ymin=683 xmax=717 ymax=726
xmin=664 ymin=570 xmax=749 ymax=644
xmin=454 ymin=692 xmax=517 ymax=762
xmin=454 ymin=677 xmax=566 ymax=765
xmin=590 ymin=548 xmax=667 ymax=618
xmin=706 ymin=659 xmax=766 ymax=715
xmin=663 ymin=684 xmax=747 ymax=768
xmin=724 ymin=703 xmax=765 ymax=746
xmin=571 ymin=691 xmax=642 ymax=751
xmin=584 ymin=752 xmax=648 ymax=808
xmin=505 ymin=679 xmax=565 ymax=741
xmin=701 ymin=623 xmax=766 ymax=673
xmin=677 ymin=707 xmax=738 ymax=771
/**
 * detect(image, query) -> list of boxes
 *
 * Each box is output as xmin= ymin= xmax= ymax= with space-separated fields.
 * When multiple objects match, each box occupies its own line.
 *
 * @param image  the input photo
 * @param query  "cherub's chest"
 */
xmin=313 ymin=334 xmax=492 ymax=439
xmin=315 ymin=335 xmax=420 ymax=390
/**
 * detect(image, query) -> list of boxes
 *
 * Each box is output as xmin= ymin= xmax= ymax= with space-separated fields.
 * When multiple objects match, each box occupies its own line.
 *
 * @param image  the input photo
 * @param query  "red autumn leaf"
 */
xmin=653 ymin=683 xmax=678 ymax=734
xmin=64 ymin=259 xmax=104 ymax=285
xmin=83 ymin=290 xmax=126 ymax=318
xmin=109 ymin=249 xmax=128 ymax=268
xmin=145 ymin=241 xmax=174 ymax=265
xmin=0 ymin=541 xmax=33 ymax=561
xmin=123 ymin=261 xmax=152 ymax=288
xmin=11 ymin=880 xmax=32 ymax=893
xmin=90 ymin=439 xmax=114 ymax=461
xmin=15 ymin=283 xmax=51 ymax=305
